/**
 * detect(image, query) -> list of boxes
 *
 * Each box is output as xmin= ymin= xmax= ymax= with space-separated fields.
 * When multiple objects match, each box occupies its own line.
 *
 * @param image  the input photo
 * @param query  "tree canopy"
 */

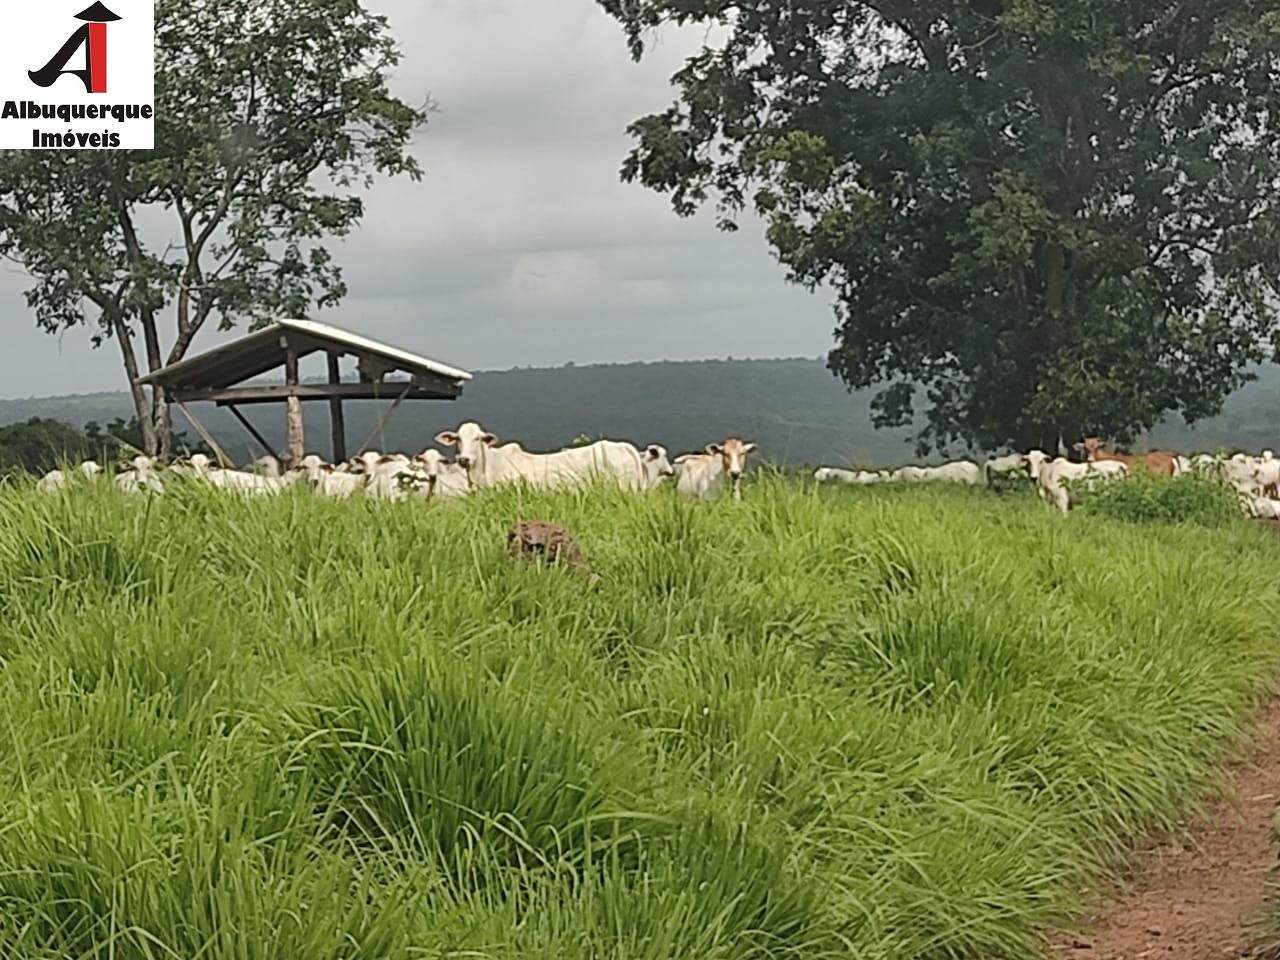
xmin=0 ymin=0 xmax=426 ymax=457
xmin=598 ymin=0 xmax=1280 ymax=453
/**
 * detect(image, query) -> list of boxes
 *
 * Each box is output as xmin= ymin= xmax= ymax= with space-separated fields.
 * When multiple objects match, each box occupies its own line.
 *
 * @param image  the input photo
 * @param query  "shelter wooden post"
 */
xmin=327 ymin=352 xmax=347 ymax=463
xmin=282 ymin=335 xmax=304 ymax=467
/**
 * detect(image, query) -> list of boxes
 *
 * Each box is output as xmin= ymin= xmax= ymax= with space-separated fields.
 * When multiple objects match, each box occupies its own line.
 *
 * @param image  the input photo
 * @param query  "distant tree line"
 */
xmin=0 ymin=417 xmax=209 ymax=477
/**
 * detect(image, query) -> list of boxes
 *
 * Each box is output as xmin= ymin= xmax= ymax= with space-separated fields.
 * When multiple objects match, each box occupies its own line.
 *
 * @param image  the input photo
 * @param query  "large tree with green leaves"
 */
xmin=0 ymin=0 xmax=426 ymax=457
xmin=599 ymin=1 xmax=1280 ymax=453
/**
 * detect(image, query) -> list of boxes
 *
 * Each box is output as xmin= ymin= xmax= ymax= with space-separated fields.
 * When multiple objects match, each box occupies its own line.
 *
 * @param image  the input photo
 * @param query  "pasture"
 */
xmin=0 ymin=474 xmax=1277 ymax=958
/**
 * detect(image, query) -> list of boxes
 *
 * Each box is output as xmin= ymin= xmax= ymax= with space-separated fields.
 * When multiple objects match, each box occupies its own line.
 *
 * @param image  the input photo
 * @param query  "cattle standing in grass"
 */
xmin=1080 ymin=437 xmax=1177 ymax=478
xmin=982 ymin=453 xmax=1029 ymax=487
xmin=674 ymin=438 xmax=758 ymax=501
xmin=1027 ymin=450 xmax=1127 ymax=513
xmin=436 ymin=421 xmax=673 ymax=492
xmin=410 ymin=449 xmax=469 ymax=499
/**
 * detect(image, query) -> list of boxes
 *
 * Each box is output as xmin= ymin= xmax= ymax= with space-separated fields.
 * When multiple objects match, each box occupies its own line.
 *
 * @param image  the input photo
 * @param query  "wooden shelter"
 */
xmin=135 ymin=318 xmax=473 ymax=465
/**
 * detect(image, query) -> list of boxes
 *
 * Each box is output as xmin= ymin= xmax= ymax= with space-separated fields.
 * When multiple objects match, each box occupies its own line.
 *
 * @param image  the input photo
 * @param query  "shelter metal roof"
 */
xmin=134 ymin=318 xmax=473 ymax=391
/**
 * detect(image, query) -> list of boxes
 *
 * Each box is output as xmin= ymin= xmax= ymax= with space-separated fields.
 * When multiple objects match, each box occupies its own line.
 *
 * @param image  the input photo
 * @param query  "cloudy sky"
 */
xmin=0 ymin=0 xmax=838 ymax=399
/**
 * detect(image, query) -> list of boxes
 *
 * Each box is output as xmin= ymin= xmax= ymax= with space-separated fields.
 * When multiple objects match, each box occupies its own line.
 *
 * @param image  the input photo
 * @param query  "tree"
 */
xmin=0 ymin=0 xmax=427 ymax=457
xmin=597 ymin=1 xmax=1280 ymax=453
xmin=0 ymin=418 xmax=87 ymax=475
xmin=82 ymin=416 xmax=210 ymax=463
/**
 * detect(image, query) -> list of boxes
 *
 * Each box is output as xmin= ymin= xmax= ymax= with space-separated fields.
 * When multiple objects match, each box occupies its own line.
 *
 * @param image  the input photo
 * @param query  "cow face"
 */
xmin=344 ymin=451 xmax=383 ymax=476
xmin=706 ymin=438 xmax=758 ymax=481
xmin=644 ymin=443 xmax=676 ymax=480
xmin=1080 ymin=437 xmax=1104 ymax=459
xmin=412 ymin=448 xmax=449 ymax=496
xmin=435 ymin=422 xmax=496 ymax=472
xmin=1025 ymin=449 xmax=1050 ymax=479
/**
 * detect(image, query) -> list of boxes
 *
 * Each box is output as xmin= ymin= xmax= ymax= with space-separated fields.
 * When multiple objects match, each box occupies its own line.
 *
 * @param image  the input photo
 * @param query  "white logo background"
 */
xmin=0 ymin=0 xmax=155 ymax=150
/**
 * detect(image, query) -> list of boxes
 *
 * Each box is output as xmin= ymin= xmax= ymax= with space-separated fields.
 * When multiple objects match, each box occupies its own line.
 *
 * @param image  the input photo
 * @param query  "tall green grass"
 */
xmin=0 ymin=473 xmax=1276 ymax=958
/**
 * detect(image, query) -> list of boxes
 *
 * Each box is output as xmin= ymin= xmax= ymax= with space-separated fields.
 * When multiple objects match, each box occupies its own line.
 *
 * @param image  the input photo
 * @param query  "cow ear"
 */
xmin=742 ymin=442 xmax=758 ymax=456
xmin=706 ymin=443 xmax=723 ymax=456
xmin=481 ymin=433 xmax=497 ymax=446
xmin=435 ymin=431 xmax=458 ymax=446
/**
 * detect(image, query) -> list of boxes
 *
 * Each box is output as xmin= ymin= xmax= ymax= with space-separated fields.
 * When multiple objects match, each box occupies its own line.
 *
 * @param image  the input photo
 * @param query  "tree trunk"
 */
xmin=110 ymin=310 xmax=158 ymax=456
xmin=154 ymin=390 xmax=172 ymax=459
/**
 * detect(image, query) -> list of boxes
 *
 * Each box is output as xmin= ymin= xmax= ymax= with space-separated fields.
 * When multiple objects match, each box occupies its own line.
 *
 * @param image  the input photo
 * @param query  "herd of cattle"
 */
xmin=31 ymin=421 xmax=1280 ymax=520
xmin=815 ymin=435 xmax=1280 ymax=518
xmin=33 ymin=421 xmax=759 ymax=502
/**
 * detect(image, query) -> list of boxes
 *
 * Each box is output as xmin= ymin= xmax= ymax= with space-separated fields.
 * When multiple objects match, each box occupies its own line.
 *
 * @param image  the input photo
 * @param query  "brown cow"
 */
xmin=1080 ymin=437 xmax=1178 ymax=478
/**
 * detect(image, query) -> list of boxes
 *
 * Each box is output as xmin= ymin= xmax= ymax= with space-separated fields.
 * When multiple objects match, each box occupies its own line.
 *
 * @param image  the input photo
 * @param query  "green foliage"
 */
xmin=1071 ymin=471 xmax=1246 ymax=527
xmin=82 ymin=415 xmax=210 ymax=462
xmin=598 ymin=0 xmax=1280 ymax=455
xmin=0 ymin=0 xmax=427 ymax=453
xmin=0 ymin=479 xmax=1275 ymax=956
xmin=0 ymin=418 xmax=87 ymax=475
xmin=0 ymin=416 xmax=208 ymax=478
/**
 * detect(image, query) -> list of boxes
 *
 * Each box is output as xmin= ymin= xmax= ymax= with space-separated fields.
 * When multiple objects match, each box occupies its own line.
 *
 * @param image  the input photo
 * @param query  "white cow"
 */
xmin=982 ymin=453 xmax=1029 ymax=486
xmin=38 ymin=460 xmax=102 ymax=492
xmin=813 ymin=467 xmax=888 ymax=484
xmin=355 ymin=454 xmax=419 ymax=501
xmin=318 ymin=470 xmax=365 ymax=499
xmin=336 ymin=451 xmax=384 ymax=475
xmin=281 ymin=454 xmax=366 ymax=498
xmin=923 ymin=461 xmax=982 ymax=484
xmin=1256 ymin=451 xmax=1280 ymax=497
xmin=638 ymin=444 xmax=677 ymax=490
xmin=435 ymin=422 xmax=673 ymax=492
xmin=888 ymin=465 xmax=927 ymax=482
xmin=1026 ymin=450 xmax=1127 ymax=513
xmin=180 ymin=453 xmax=286 ymax=496
xmin=252 ymin=455 xmax=283 ymax=477
xmin=887 ymin=461 xmax=982 ymax=484
xmin=673 ymin=437 xmax=758 ymax=501
xmin=116 ymin=456 xmax=165 ymax=495
xmin=1248 ymin=496 xmax=1280 ymax=520
xmin=410 ymin=449 xmax=470 ymax=500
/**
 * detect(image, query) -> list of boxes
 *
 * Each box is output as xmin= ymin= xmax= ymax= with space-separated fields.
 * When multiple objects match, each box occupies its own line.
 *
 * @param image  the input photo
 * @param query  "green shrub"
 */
xmin=1071 ymin=470 xmax=1245 ymax=526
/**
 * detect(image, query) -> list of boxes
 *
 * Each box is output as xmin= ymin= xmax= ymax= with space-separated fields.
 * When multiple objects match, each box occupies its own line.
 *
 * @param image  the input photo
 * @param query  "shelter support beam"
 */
xmin=327 ymin=352 xmax=347 ymax=463
xmin=352 ymin=382 xmax=413 ymax=458
xmin=225 ymin=404 xmax=280 ymax=462
xmin=174 ymin=400 xmax=232 ymax=467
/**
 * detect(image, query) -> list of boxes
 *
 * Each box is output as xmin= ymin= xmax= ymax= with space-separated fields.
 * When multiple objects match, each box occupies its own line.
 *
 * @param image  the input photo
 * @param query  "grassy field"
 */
xmin=0 ymin=475 xmax=1277 ymax=958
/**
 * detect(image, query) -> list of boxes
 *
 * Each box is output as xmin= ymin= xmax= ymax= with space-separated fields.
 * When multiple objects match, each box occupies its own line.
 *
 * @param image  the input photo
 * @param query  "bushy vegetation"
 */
xmin=0 ymin=416 xmax=207 ymax=477
xmin=0 ymin=477 xmax=1275 ymax=958
xmin=1072 ymin=472 xmax=1247 ymax=527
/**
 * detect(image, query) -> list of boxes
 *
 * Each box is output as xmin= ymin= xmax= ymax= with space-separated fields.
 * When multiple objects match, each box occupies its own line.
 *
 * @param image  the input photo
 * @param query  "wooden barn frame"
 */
xmin=134 ymin=318 xmax=473 ymax=466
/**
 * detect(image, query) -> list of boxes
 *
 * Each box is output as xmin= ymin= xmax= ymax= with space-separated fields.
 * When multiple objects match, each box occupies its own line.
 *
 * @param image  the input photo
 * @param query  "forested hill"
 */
xmin=0 ymin=357 xmax=1277 ymax=467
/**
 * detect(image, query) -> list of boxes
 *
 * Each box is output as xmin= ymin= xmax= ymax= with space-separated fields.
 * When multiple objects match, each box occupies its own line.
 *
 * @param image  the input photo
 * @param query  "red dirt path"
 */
xmin=1050 ymin=700 xmax=1280 ymax=959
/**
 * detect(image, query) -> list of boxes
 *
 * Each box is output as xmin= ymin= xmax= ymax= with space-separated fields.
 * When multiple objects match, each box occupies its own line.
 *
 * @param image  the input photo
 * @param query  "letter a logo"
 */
xmin=29 ymin=2 xmax=122 ymax=94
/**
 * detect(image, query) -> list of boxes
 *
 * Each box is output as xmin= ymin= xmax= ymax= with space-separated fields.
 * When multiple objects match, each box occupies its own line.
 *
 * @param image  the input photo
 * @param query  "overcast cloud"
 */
xmin=0 ymin=0 xmax=837 ymax=399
